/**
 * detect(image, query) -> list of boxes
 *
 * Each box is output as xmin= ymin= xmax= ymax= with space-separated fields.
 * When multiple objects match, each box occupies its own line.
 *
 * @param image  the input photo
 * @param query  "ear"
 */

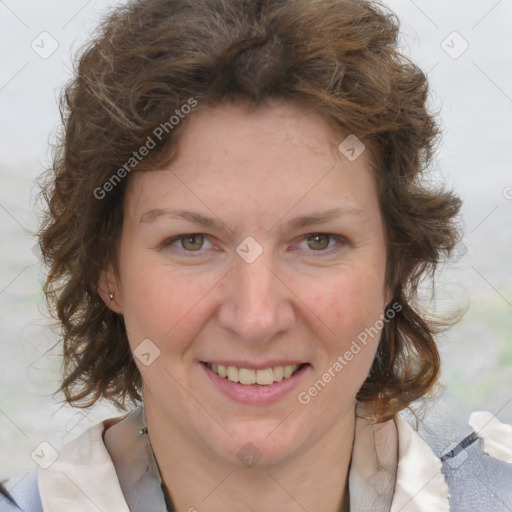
xmin=98 ymin=264 xmax=123 ymax=314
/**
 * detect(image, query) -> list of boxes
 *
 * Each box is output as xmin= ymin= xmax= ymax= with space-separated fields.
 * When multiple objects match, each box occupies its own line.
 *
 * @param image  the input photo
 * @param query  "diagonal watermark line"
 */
xmin=266 ymin=267 xmax=336 ymax=335
xmin=0 ymin=0 xmax=29 ymax=28
xmin=471 ymin=266 xmax=512 ymax=308
xmin=200 ymin=470 xmax=234 ymax=503
xmin=61 ymin=472 xmax=103 ymax=511
xmin=493 ymin=396 xmax=512 ymax=419
xmin=1 ymin=471 xmax=30 ymax=509
xmin=162 ymin=366 xmax=234 ymax=438
xmin=164 ymin=268 xmax=233 ymax=336
xmin=0 ymin=62 xmax=29 ymax=93
xmin=396 ymin=470 xmax=444 ymax=512
xmin=0 ymin=408 xmax=30 ymax=439
xmin=60 ymin=60 xmax=74 ymax=75
xmin=49 ymin=401 xmax=69 ymax=419
xmin=266 ymin=163 xmax=337 ymax=234
xmin=0 ymin=265 xmax=30 ymax=296
xmin=264 ymin=471 xmax=311 ymax=511
xmin=171 ymin=170 xmax=234 ymax=234
xmin=401 ymin=397 xmax=512 ymax=511
xmin=407 ymin=0 xmax=439 ymax=29
xmin=472 ymin=397 xmax=512 ymax=439
xmin=470 ymin=204 xmax=499 ymax=233
xmin=61 ymin=0 xmax=93 ymax=29
xmin=2 ymin=471 xmax=29 ymax=495
xmin=472 ymin=0 xmax=503 ymax=29
xmin=265 ymin=409 xmax=295 ymax=438
xmin=426 ymin=62 xmax=439 ymax=76
xmin=0 ymin=203 xmax=30 ymax=233
xmin=61 ymin=411 xmax=90 ymax=440
xmin=472 ymin=61 xmax=512 ymax=105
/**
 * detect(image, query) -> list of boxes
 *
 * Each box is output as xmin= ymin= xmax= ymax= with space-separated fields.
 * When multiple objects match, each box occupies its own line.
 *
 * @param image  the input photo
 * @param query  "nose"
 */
xmin=217 ymin=248 xmax=295 ymax=344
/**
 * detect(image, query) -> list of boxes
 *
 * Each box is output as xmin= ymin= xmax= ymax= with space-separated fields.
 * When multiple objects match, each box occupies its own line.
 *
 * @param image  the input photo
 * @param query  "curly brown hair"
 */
xmin=38 ymin=0 xmax=462 ymax=421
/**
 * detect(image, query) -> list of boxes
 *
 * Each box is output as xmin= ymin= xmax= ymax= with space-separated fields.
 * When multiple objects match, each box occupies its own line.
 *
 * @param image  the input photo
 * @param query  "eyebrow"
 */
xmin=140 ymin=209 xmax=226 ymax=229
xmin=283 ymin=207 xmax=363 ymax=230
xmin=139 ymin=207 xmax=363 ymax=231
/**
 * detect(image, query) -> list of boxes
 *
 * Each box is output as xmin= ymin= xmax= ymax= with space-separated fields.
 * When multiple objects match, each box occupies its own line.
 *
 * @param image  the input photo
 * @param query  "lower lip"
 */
xmin=201 ymin=362 xmax=310 ymax=405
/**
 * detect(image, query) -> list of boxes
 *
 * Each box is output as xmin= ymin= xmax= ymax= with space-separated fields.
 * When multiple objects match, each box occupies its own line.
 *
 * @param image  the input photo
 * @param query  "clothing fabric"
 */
xmin=1 ymin=405 xmax=511 ymax=511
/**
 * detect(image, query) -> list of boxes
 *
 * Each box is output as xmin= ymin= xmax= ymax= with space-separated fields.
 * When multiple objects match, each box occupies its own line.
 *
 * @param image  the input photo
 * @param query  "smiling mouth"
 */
xmin=203 ymin=362 xmax=307 ymax=386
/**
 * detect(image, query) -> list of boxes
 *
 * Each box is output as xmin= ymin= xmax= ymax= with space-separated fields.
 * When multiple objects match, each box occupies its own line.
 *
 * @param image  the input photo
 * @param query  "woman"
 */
xmin=1 ymin=0 xmax=511 ymax=511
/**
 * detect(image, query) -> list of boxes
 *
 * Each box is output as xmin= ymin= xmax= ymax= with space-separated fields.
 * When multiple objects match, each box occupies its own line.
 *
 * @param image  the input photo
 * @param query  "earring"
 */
xmin=108 ymin=292 xmax=114 ymax=301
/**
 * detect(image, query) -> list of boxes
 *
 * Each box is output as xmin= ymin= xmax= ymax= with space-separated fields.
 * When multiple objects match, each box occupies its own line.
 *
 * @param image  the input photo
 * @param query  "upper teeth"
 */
xmin=208 ymin=363 xmax=301 ymax=385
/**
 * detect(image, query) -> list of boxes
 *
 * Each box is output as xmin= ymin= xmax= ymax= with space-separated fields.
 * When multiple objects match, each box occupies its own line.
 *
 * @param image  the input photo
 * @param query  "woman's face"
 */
xmin=106 ymin=101 xmax=391 ymax=467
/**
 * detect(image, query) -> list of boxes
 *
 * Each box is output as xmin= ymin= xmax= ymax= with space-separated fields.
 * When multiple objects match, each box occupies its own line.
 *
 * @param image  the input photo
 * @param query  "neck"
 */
xmin=144 ymin=397 xmax=356 ymax=512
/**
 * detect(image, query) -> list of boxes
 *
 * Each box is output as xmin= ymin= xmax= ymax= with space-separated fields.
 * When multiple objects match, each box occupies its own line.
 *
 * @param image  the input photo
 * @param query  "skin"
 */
xmin=101 ymin=100 xmax=392 ymax=512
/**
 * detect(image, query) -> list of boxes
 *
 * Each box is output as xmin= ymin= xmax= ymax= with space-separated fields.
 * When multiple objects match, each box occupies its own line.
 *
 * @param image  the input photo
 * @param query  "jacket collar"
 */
xmin=38 ymin=405 xmax=450 ymax=511
xmin=38 ymin=414 xmax=132 ymax=512
xmin=349 ymin=412 xmax=450 ymax=512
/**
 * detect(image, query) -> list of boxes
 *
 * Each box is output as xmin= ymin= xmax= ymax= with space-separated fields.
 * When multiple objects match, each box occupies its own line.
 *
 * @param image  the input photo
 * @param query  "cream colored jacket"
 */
xmin=2 ymin=405 xmax=511 ymax=511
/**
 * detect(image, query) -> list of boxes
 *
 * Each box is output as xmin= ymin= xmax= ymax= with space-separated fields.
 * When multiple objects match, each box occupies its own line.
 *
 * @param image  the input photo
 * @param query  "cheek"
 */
xmin=118 ymin=256 xmax=217 ymax=347
xmin=308 ymin=275 xmax=385 ymax=388
xmin=309 ymin=270 xmax=386 ymax=337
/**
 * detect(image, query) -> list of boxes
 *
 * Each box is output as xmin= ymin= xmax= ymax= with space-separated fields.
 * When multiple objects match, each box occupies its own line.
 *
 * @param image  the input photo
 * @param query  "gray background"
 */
xmin=1 ymin=0 xmax=511 ymax=480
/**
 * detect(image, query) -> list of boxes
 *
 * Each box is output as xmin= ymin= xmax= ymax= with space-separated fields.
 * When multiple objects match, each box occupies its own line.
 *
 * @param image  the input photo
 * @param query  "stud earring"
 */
xmin=108 ymin=292 xmax=114 ymax=301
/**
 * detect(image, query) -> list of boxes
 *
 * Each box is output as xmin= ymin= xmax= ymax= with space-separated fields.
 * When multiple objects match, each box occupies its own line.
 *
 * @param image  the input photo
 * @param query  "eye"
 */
xmin=179 ymin=234 xmax=206 ymax=251
xmin=161 ymin=234 xmax=213 ymax=253
xmin=297 ymin=233 xmax=347 ymax=254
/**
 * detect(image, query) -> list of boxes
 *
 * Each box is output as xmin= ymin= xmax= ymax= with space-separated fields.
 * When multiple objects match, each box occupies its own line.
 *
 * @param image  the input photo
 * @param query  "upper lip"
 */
xmin=202 ymin=360 xmax=308 ymax=370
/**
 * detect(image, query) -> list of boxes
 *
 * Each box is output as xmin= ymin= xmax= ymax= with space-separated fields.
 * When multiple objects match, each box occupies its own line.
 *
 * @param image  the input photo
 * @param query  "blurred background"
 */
xmin=1 ymin=0 xmax=511 ymax=480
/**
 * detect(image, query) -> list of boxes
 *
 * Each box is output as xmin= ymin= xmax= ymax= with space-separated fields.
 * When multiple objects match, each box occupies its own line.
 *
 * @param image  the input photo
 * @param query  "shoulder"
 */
xmin=0 ymin=410 xmax=130 ymax=512
xmin=0 ymin=471 xmax=42 ymax=512
xmin=442 ymin=434 xmax=512 ymax=511
xmin=434 ymin=411 xmax=512 ymax=511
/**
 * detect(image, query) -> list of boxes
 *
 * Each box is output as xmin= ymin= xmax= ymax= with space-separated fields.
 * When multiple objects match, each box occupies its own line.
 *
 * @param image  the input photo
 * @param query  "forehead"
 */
xmin=123 ymin=101 xmax=379 ymax=225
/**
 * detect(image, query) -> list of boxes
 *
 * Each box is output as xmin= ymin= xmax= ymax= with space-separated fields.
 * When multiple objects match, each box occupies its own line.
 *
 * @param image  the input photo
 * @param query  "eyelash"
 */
xmin=160 ymin=233 xmax=348 ymax=257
